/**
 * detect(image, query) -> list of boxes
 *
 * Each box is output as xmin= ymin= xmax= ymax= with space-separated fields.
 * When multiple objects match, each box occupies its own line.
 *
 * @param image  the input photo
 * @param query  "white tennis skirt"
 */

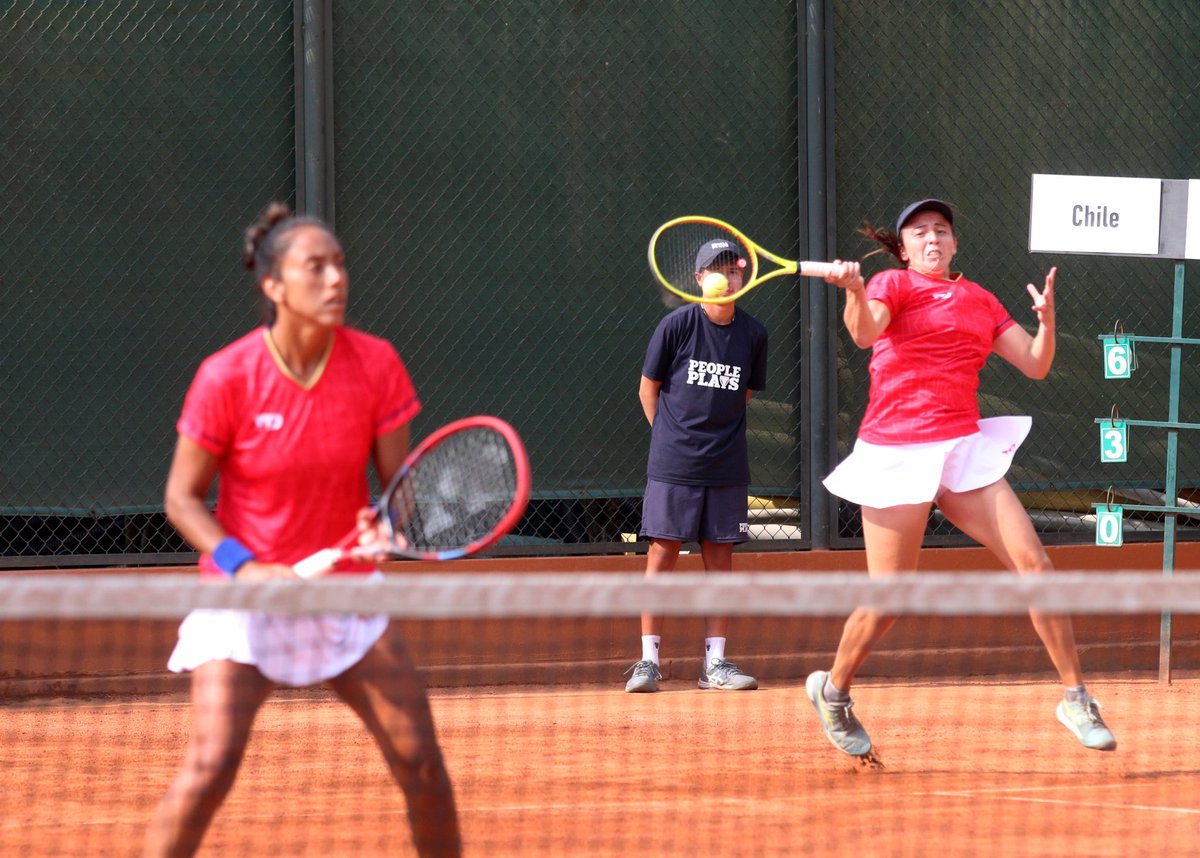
xmin=823 ymin=416 xmax=1032 ymax=508
xmin=167 ymin=573 xmax=389 ymax=687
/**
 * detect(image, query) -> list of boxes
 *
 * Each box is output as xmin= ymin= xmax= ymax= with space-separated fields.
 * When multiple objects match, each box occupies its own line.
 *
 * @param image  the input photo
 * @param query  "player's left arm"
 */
xmin=358 ymin=422 xmax=411 ymax=542
xmin=993 ymin=266 xmax=1056 ymax=379
xmin=374 ymin=422 xmax=411 ymax=486
xmin=639 ymin=375 xmax=662 ymax=426
xmin=745 ymin=325 xmax=768 ymax=404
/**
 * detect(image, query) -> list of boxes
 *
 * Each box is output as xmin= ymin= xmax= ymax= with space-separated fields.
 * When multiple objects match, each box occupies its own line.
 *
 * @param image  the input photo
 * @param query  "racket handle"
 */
xmin=798 ymin=261 xmax=837 ymax=278
xmin=293 ymin=548 xmax=344 ymax=579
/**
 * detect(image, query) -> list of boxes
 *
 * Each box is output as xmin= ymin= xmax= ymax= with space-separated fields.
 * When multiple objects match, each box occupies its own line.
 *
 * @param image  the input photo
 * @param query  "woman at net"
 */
xmin=144 ymin=203 xmax=461 ymax=857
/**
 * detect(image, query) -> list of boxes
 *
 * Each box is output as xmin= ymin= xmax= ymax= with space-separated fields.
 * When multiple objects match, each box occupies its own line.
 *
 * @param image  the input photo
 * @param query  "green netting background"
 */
xmin=3 ymin=1 xmax=1198 ymax=563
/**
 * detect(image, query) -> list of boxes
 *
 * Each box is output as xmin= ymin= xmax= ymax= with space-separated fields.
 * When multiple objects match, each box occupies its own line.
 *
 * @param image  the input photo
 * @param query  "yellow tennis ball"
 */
xmin=700 ymin=272 xmax=729 ymax=298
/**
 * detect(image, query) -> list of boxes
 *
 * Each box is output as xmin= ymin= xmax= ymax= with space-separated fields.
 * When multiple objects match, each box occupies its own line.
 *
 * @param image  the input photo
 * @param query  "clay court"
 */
xmin=4 ymin=544 xmax=1200 ymax=856
xmin=5 ymin=676 xmax=1200 ymax=857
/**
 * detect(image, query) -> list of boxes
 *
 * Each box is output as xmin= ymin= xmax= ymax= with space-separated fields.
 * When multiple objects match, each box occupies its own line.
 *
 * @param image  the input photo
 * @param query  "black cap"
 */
xmin=694 ymin=238 xmax=747 ymax=272
xmin=895 ymin=198 xmax=954 ymax=233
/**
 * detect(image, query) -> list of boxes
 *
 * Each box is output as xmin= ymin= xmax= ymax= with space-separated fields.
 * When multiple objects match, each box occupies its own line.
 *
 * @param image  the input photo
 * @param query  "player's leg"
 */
xmin=806 ymin=501 xmax=928 ymax=757
xmin=143 ymin=660 xmax=272 ymax=857
xmin=936 ymin=479 xmax=1116 ymax=750
xmin=699 ymin=538 xmax=732 ymax=641
xmin=627 ymin=479 xmax=697 ymax=692
xmin=622 ymin=538 xmax=678 ymax=691
xmin=695 ymin=485 xmax=756 ymax=689
xmin=935 ymin=479 xmax=1083 ymax=677
xmin=328 ymin=635 xmax=462 ymax=858
xmin=830 ymin=502 xmax=928 ymax=686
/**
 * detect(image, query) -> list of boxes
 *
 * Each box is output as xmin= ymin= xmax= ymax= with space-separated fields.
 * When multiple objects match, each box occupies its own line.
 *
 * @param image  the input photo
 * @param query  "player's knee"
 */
xmin=1014 ymin=547 xmax=1052 ymax=575
xmin=185 ymin=740 xmax=245 ymax=793
xmin=374 ymin=723 xmax=444 ymax=782
xmin=417 ymin=753 xmax=451 ymax=788
xmin=851 ymin=606 xmax=895 ymax=628
xmin=395 ymin=742 xmax=450 ymax=790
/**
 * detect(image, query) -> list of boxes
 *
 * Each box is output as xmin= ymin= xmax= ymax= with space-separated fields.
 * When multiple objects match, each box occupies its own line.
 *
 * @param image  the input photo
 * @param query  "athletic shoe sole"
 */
xmin=625 ymin=677 xmax=660 ymax=693
xmin=698 ymin=675 xmax=758 ymax=690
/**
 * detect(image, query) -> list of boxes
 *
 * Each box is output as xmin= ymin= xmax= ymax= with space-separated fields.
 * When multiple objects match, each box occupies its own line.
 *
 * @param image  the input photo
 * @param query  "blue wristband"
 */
xmin=212 ymin=537 xmax=256 ymax=577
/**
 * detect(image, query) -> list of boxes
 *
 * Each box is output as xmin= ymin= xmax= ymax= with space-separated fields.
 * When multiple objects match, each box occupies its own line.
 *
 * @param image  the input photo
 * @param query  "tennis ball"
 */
xmin=700 ymin=272 xmax=729 ymax=298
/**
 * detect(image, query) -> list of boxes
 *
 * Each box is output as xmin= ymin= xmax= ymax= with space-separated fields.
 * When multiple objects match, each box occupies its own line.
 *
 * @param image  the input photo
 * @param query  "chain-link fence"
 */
xmin=832 ymin=0 xmax=1200 ymax=545
xmin=2 ymin=1 xmax=296 ymax=565
xmin=331 ymin=2 xmax=813 ymax=555
xmin=3 ymin=1 xmax=1199 ymax=566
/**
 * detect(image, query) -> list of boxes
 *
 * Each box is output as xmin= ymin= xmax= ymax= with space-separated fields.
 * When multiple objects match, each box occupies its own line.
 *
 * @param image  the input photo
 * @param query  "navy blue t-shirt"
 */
xmin=642 ymin=304 xmax=768 ymax=486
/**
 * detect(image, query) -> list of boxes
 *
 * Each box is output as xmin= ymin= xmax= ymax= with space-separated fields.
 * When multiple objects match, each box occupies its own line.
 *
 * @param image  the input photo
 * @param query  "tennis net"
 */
xmin=3 ymin=570 xmax=1199 ymax=857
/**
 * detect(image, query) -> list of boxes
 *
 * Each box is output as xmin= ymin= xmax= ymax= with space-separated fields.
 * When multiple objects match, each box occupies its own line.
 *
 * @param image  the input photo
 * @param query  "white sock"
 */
xmin=641 ymin=635 xmax=661 ymax=665
xmin=705 ymin=637 xmax=726 ymax=665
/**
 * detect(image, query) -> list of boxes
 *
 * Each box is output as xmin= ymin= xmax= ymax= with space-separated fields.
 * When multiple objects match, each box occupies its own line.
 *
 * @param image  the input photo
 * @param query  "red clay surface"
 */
xmin=4 ymin=678 xmax=1199 ymax=856
xmin=4 ymin=544 xmax=1200 ymax=855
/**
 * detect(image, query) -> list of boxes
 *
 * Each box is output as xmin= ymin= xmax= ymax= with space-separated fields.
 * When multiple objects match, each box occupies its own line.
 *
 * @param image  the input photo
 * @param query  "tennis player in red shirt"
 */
xmin=805 ymin=199 xmax=1116 ymax=758
xmin=144 ymin=204 xmax=461 ymax=857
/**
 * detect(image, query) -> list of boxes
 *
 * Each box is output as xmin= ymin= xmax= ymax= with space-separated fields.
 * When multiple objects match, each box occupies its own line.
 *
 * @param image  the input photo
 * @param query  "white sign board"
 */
xmin=1029 ymin=174 xmax=1162 ymax=256
xmin=1187 ymin=179 xmax=1200 ymax=260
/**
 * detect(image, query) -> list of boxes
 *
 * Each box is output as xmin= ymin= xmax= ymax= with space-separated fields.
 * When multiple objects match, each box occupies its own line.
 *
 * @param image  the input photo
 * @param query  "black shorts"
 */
xmin=640 ymin=479 xmax=749 ymax=544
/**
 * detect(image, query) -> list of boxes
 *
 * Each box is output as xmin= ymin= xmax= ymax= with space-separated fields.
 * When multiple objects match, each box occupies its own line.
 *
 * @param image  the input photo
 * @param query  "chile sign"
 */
xmin=1029 ymin=173 xmax=1200 ymax=259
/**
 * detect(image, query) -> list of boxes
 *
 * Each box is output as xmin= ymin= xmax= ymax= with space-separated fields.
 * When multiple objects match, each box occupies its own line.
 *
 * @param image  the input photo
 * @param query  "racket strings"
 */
xmin=650 ymin=222 xmax=751 ymax=300
xmin=384 ymin=429 xmax=519 ymax=551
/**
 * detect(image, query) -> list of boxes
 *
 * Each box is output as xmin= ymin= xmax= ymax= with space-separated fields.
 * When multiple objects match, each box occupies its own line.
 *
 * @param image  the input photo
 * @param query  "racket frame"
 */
xmin=293 ymin=415 xmax=531 ymax=577
xmin=376 ymin=415 xmax=531 ymax=562
xmin=647 ymin=215 xmax=833 ymax=305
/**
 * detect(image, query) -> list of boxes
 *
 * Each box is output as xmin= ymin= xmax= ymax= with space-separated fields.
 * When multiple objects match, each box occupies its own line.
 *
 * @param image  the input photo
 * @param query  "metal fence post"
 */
xmin=801 ymin=0 xmax=836 ymax=548
xmin=295 ymin=0 xmax=335 ymax=224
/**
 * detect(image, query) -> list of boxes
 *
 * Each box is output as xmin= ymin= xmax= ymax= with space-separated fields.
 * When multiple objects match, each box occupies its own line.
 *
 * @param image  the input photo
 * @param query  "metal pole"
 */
xmin=1159 ymin=261 xmax=1185 ymax=683
xmin=295 ymin=0 xmax=334 ymax=224
xmin=801 ymin=0 xmax=835 ymax=548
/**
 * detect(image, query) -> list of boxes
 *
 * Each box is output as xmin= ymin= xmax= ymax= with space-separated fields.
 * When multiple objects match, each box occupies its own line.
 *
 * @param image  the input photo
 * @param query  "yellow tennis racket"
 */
xmin=647 ymin=215 xmax=836 ymax=305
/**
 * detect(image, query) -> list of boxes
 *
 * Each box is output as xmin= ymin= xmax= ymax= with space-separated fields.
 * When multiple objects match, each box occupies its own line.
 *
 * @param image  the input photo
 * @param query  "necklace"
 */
xmin=265 ymin=327 xmax=333 ymax=386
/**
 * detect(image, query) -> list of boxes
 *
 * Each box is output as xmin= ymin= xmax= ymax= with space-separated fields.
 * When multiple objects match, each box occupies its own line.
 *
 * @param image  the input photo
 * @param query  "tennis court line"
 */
xmin=210 ymin=788 xmax=1200 ymax=818
xmin=19 ymin=787 xmax=1199 ymax=833
xmin=924 ymin=782 xmax=1155 ymax=797
xmin=13 ymin=800 xmax=717 ymax=830
xmin=1002 ymin=796 xmax=1200 ymax=815
xmin=922 ymin=782 xmax=1200 ymax=816
xmin=921 ymin=787 xmax=1128 ymax=796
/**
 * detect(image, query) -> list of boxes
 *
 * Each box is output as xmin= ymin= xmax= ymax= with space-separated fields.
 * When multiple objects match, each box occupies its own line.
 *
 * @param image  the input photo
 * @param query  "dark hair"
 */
xmin=242 ymin=202 xmax=330 ymax=322
xmin=857 ymin=221 xmax=905 ymax=266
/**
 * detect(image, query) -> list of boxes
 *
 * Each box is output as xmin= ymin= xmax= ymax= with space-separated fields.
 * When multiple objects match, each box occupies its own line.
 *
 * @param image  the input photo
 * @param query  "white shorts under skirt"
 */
xmin=823 ymin=416 xmax=1032 ymax=508
xmin=167 ymin=573 xmax=389 ymax=687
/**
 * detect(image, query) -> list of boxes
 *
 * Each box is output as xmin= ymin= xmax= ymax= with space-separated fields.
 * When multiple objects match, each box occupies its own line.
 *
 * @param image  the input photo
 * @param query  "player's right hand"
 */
xmin=352 ymin=505 xmax=393 ymax=563
xmin=824 ymin=259 xmax=864 ymax=292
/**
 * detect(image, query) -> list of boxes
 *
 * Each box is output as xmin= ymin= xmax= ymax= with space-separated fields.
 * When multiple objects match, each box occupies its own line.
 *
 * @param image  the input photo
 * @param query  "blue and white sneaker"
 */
xmin=623 ymin=660 xmax=662 ymax=693
xmin=1056 ymin=696 xmax=1117 ymax=751
xmin=805 ymin=670 xmax=872 ymax=757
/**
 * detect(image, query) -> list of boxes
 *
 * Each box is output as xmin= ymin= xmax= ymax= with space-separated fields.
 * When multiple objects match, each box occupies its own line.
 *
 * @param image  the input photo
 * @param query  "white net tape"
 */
xmin=2 ymin=571 xmax=1197 ymax=618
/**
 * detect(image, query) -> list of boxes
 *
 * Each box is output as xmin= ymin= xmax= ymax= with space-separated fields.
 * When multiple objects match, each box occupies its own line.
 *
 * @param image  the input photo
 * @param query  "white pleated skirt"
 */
xmin=823 ymin=416 xmax=1032 ymax=508
xmin=166 ymin=573 xmax=389 ymax=687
